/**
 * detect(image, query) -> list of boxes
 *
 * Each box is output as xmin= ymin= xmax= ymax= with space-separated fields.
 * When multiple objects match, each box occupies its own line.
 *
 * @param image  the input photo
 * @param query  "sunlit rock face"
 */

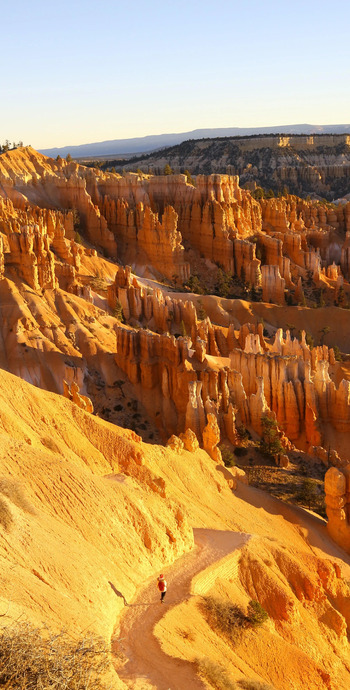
xmin=325 ymin=466 xmax=350 ymax=553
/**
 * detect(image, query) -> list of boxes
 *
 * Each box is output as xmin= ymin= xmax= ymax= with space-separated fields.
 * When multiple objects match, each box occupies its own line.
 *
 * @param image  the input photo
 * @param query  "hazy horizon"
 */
xmin=2 ymin=0 xmax=350 ymax=149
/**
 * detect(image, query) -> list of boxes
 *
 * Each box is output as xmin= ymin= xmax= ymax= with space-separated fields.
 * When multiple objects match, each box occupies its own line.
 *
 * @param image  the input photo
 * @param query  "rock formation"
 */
xmin=203 ymin=413 xmax=222 ymax=463
xmin=1 ymin=147 xmax=350 ymax=466
xmin=325 ymin=466 xmax=350 ymax=553
xmin=63 ymin=379 xmax=94 ymax=413
xmin=113 ymin=133 xmax=350 ymax=200
xmin=7 ymin=226 xmax=57 ymax=290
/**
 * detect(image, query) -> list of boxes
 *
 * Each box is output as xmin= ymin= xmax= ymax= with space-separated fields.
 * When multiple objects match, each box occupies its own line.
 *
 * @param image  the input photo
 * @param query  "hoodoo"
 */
xmin=1 ymin=145 xmax=350 ymax=689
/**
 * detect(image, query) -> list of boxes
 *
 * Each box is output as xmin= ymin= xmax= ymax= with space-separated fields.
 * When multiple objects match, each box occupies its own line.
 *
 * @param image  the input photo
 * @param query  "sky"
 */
xmin=1 ymin=0 xmax=350 ymax=149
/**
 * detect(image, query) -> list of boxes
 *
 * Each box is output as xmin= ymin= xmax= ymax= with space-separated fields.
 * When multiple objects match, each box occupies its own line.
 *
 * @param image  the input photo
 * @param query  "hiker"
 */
xmin=157 ymin=574 xmax=167 ymax=603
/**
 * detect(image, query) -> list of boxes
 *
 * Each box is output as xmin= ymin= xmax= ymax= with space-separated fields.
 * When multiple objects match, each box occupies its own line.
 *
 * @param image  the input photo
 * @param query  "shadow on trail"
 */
xmin=108 ymin=581 xmax=128 ymax=606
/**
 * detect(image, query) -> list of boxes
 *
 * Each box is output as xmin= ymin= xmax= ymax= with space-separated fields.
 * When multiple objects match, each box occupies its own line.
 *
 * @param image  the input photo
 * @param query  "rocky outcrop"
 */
xmin=136 ymin=204 xmax=190 ymax=282
xmin=7 ymin=226 xmax=57 ymax=290
xmin=99 ymin=174 xmax=261 ymax=276
xmin=113 ymin=134 xmax=350 ymax=200
xmin=203 ymin=413 xmax=222 ymax=463
xmin=179 ymin=427 xmax=199 ymax=452
xmin=325 ymin=466 xmax=350 ymax=553
xmin=63 ymin=380 xmax=94 ymax=413
xmin=114 ymin=316 xmax=350 ymax=453
xmin=261 ymin=265 xmax=285 ymax=304
xmin=166 ymin=434 xmax=184 ymax=453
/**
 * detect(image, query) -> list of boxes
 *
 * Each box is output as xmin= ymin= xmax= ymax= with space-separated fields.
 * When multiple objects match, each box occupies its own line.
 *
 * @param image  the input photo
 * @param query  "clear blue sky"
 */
xmin=2 ymin=0 xmax=350 ymax=148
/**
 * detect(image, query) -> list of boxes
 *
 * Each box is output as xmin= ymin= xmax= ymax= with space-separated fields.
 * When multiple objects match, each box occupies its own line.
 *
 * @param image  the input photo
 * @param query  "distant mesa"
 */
xmin=39 ymin=123 xmax=350 ymax=159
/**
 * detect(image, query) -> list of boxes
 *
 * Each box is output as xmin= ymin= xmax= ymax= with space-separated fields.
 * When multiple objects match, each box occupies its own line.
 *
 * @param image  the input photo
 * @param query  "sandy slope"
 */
xmin=115 ymin=529 xmax=249 ymax=690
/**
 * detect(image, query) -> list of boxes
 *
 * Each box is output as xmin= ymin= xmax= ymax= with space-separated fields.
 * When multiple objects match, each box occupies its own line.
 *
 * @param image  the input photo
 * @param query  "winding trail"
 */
xmin=113 ymin=528 xmax=249 ymax=690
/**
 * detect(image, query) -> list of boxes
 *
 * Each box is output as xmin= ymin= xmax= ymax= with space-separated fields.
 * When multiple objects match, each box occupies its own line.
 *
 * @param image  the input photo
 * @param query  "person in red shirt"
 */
xmin=157 ymin=574 xmax=167 ymax=603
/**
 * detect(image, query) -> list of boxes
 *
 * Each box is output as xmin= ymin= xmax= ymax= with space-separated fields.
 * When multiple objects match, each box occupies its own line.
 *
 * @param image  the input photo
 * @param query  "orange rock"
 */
xmin=203 ymin=413 xmax=222 ymax=463
xmin=325 ymin=466 xmax=350 ymax=553
xmin=63 ymin=380 xmax=94 ymax=413
xmin=166 ymin=435 xmax=184 ymax=453
xmin=179 ymin=428 xmax=199 ymax=452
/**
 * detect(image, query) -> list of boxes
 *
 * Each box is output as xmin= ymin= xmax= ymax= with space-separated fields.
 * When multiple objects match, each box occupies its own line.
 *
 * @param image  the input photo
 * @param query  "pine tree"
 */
xmin=259 ymin=414 xmax=283 ymax=457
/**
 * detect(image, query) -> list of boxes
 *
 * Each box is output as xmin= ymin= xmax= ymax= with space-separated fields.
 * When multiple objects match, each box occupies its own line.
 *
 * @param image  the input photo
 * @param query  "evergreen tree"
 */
xmin=259 ymin=414 xmax=284 ymax=457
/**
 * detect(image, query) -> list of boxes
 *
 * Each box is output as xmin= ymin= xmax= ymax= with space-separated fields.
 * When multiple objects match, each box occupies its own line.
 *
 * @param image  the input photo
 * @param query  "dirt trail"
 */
xmin=113 ymin=528 xmax=249 ymax=690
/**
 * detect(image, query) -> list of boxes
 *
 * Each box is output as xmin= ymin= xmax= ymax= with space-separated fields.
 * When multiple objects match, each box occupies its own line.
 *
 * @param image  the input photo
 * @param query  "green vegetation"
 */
xmin=201 ymin=596 xmax=269 ymax=645
xmin=215 ymin=268 xmax=233 ymax=298
xmin=112 ymin=299 xmax=124 ymax=323
xmin=219 ymin=446 xmax=236 ymax=467
xmin=298 ymin=330 xmax=314 ymax=349
xmin=295 ymin=477 xmax=324 ymax=513
xmin=196 ymin=300 xmax=207 ymax=321
xmin=247 ymin=600 xmax=269 ymax=627
xmin=319 ymin=326 xmax=330 ymax=344
xmin=184 ymin=169 xmax=196 ymax=186
xmin=184 ymin=274 xmax=206 ymax=295
xmin=195 ymin=657 xmax=237 ymax=690
xmin=236 ymin=424 xmax=250 ymax=441
xmin=259 ymin=414 xmax=284 ymax=457
xmin=0 ymin=140 xmax=24 ymax=152
xmin=163 ymin=163 xmax=173 ymax=175
xmin=0 ymin=624 xmax=110 ymax=689
xmin=333 ymin=345 xmax=343 ymax=361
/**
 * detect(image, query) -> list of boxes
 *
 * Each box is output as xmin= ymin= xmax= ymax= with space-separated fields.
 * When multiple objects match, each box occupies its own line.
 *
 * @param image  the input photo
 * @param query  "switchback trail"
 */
xmin=113 ymin=528 xmax=249 ymax=690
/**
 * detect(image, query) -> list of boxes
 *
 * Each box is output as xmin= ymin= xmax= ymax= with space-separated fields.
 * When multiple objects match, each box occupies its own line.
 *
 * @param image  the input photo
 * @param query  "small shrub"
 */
xmin=200 ymin=597 xmax=269 ymax=648
xmin=333 ymin=345 xmax=342 ymax=361
xmin=176 ymin=627 xmax=195 ymax=642
xmin=220 ymin=446 xmax=236 ymax=467
xmin=196 ymin=301 xmax=207 ymax=320
xmin=184 ymin=274 xmax=205 ymax=295
xmin=195 ymin=657 xmax=237 ymax=690
xmin=247 ymin=600 xmax=269 ymax=627
xmin=112 ymin=299 xmax=124 ymax=323
xmin=234 ymin=447 xmax=248 ymax=458
xmin=0 ymin=623 xmax=111 ymax=689
xmin=200 ymin=597 xmax=250 ymax=643
xmin=0 ymin=496 xmax=13 ymax=530
xmin=236 ymin=425 xmax=249 ymax=441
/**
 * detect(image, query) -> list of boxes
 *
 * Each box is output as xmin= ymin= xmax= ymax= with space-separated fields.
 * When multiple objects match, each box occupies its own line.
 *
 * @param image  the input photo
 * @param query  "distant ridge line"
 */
xmin=39 ymin=124 xmax=350 ymax=159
